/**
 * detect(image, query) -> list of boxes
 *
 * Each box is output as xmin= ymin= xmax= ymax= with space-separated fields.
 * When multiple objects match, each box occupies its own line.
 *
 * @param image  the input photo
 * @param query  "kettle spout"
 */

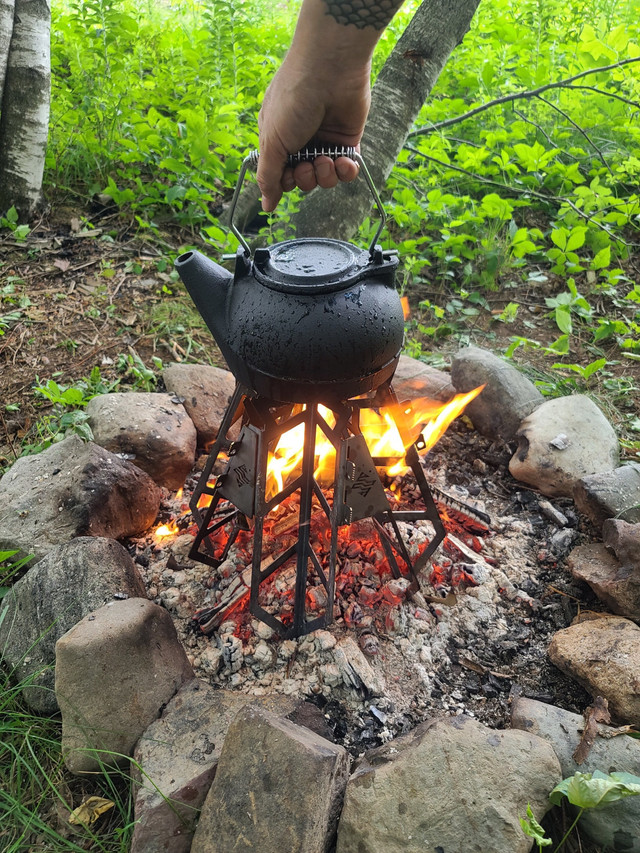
xmin=174 ymin=249 xmax=233 ymax=357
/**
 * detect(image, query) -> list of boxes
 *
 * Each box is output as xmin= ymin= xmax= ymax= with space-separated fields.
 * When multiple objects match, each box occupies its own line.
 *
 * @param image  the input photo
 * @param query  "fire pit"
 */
xmin=184 ymin=381 xmax=484 ymax=638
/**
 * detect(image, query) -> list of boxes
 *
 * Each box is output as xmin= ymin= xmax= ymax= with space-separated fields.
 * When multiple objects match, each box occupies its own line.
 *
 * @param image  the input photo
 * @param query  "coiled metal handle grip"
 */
xmin=228 ymin=147 xmax=387 ymax=258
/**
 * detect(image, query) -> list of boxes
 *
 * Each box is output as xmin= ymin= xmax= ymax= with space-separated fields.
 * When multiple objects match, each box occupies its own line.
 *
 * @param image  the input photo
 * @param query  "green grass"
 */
xmin=0 ymin=667 xmax=137 ymax=852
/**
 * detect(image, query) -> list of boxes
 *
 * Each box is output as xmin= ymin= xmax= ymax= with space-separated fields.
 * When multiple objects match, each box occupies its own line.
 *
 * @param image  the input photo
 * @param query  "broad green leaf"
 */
xmin=546 ymin=335 xmax=570 ymax=355
xmin=551 ymin=228 xmax=568 ymax=251
xmin=555 ymin=306 xmax=572 ymax=334
xmin=551 ymin=771 xmax=640 ymax=809
xmin=592 ymin=246 xmax=611 ymax=270
xmin=566 ymin=227 xmax=587 ymax=252
xmin=165 ymin=185 xmax=186 ymax=204
xmin=481 ymin=61 xmax=494 ymax=89
xmin=582 ymin=359 xmax=607 ymax=379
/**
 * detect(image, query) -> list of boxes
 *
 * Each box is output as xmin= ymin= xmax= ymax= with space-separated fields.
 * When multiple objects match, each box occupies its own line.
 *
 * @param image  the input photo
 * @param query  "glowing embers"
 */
xmin=187 ymin=382 xmax=470 ymax=639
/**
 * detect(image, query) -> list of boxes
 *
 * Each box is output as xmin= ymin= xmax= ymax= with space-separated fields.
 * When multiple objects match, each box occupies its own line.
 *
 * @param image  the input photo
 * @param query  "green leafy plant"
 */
xmin=0 ymin=550 xmax=32 ymax=601
xmin=23 ymin=368 xmax=120 ymax=453
xmin=0 ymin=206 xmax=31 ymax=241
xmin=115 ymin=352 xmax=162 ymax=392
xmin=545 ymin=278 xmax=593 ymax=334
xmin=523 ymin=770 xmax=640 ymax=852
xmin=520 ymin=804 xmax=552 ymax=850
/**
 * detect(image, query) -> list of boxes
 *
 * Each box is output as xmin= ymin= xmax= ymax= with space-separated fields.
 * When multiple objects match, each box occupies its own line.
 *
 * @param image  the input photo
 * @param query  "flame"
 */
xmin=266 ymin=405 xmax=337 ymax=497
xmin=401 ymin=296 xmax=411 ymax=320
xmin=385 ymin=384 xmax=486 ymax=476
xmin=197 ymin=492 xmax=213 ymax=509
xmin=263 ymin=386 xmax=484 ymax=495
xmin=155 ymin=521 xmax=179 ymax=538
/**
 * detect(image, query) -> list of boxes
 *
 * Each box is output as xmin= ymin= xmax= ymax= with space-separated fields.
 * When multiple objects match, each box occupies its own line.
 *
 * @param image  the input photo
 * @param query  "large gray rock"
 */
xmin=0 ymin=435 xmax=161 ymax=562
xmin=548 ymin=615 xmax=640 ymax=724
xmin=0 ymin=537 xmax=146 ymax=714
xmin=450 ymin=346 xmax=543 ymax=441
xmin=509 ymin=395 xmax=619 ymax=497
xmin=392 ymin=355 xmax=455 ymax=403
xmin=87 ymin=392 xmax=197 ymax=489
xmin=190 ymin=703 xmax=350 ymax=853
xmin=131 ymin=681 xmax=247 ymax=853
xmin=567 ymin=543 xmax=640 ymax=621
xmin=131 ymin=685 xmax=302 ymax=853
xmin=512 ymin=696 xmax=640 ymax=853
xmin=162 ymin=363 xmax=237 ymax=449
xmin=56 ymin=598 xmax=193 ymax=774
xmin=574 ymin=463 xmax=640 ymax=527
xmin=336 ymin=715 xmax=560 ymax=853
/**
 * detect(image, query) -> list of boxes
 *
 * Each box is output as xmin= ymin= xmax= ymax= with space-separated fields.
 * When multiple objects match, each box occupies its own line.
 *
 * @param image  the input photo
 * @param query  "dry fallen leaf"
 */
xmin=53 ymin=258 xmax=71 ymax=272
xmin=573 ymin=695 xmax=611 ymax=764
xmin=68 ymin=796 xmax=115 ymax=827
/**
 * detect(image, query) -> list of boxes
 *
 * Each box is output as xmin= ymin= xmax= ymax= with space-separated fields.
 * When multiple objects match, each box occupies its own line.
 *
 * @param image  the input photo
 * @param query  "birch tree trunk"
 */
xmin=0 ymin=0 xmax=51 ymax=218
xmin=292 ymin=0 xmax=481 ymax=241
xmin=0 ymin=0 xmax=16 ymax=109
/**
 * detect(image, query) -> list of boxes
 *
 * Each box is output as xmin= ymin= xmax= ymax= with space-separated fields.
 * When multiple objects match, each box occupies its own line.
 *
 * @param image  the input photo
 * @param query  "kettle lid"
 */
xmin=253 ymin=238 xmax=389 ymax=295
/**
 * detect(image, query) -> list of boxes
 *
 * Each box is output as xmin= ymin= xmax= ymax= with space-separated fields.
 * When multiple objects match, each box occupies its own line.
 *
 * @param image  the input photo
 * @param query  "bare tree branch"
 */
xmin=534 ymin=93 xmax=614 ymax=176
xmin=564 ymin=84 xmax=640 ymax=110
xmin=512 ymin=105 xmax=561 ymax=153
xmin=410 ymin=56 xmax=640 ymax=137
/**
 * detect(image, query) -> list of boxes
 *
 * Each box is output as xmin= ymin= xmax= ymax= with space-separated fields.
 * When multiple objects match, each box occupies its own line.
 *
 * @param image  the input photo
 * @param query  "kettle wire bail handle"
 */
xmin=228 ymin=147 xmax=387 ymax=259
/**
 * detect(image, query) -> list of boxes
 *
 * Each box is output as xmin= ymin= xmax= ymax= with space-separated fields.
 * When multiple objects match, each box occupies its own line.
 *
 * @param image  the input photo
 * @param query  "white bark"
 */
xmin=0 ymin=0 xmax=51 ymax=217
xmin=0 ymin=0 xmax=16 ymax=108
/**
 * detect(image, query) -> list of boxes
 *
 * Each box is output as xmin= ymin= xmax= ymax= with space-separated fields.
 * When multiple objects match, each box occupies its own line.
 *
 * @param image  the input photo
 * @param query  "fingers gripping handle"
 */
xmin=228 ymin=147 xmax=387 ymax=258
xmin=248 ymin=146 xmax=357 ymax=168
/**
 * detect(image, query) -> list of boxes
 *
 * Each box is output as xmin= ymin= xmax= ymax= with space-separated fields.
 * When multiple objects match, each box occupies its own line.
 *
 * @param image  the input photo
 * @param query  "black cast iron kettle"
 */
xmin=175 ymin=147 xmax=405 ymax=404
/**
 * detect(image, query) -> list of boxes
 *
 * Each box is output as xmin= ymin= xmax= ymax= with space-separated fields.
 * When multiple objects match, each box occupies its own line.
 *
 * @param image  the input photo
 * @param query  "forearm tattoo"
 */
xmin=322 ymin=0 xmax=404 ymax=31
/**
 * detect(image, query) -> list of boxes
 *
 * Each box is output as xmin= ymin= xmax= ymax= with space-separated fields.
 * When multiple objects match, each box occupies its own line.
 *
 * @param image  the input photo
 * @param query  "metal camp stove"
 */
xmin=188 ymin=381 xmax=447 ymax=639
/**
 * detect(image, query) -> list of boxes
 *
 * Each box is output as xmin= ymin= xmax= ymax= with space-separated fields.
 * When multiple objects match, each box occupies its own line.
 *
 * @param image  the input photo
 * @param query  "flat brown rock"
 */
xmin=163 ymin=363 xmax=237 ymax=449
xmin=87 ymin=392 xmax=197 ymax=489
xmin=603 ymin=519 xmax=640 ymax=569
xmin=131 ymin=686 xmax=303 ymax=853
xmin=391 ymin=355 xmax=455 ymax=403
xmin=191 ymin=703 xmax=349 ymax=853
xmin=336 ymin=715 xmax=559 ymax=853
xmin=567 ymin=543 xmax=640 ymax=621
xmin=548 ymin=615 xmax=640 ymax=724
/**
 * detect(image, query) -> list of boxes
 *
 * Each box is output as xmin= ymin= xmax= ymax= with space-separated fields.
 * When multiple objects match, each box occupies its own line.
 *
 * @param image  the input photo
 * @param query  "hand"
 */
xmin=257 ymin=55 xmax=372 ymax=212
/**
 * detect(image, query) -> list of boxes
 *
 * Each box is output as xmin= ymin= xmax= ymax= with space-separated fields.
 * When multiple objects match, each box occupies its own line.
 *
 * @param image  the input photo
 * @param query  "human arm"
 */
xmin=257 ymin=0 xmax=404 ymax=212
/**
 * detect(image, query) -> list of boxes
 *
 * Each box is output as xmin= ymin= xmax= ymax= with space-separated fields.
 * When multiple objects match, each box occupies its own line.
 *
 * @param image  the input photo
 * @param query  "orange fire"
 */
xmin=401 ymin=296 xmax=411 ymax=320
xmin=152 ymin=385 xmax=484 ymax=535
xmin=266 ymin=386 xmax=484 ymax=493
xmin=155 ymin=521 xmax=179 ymax=538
